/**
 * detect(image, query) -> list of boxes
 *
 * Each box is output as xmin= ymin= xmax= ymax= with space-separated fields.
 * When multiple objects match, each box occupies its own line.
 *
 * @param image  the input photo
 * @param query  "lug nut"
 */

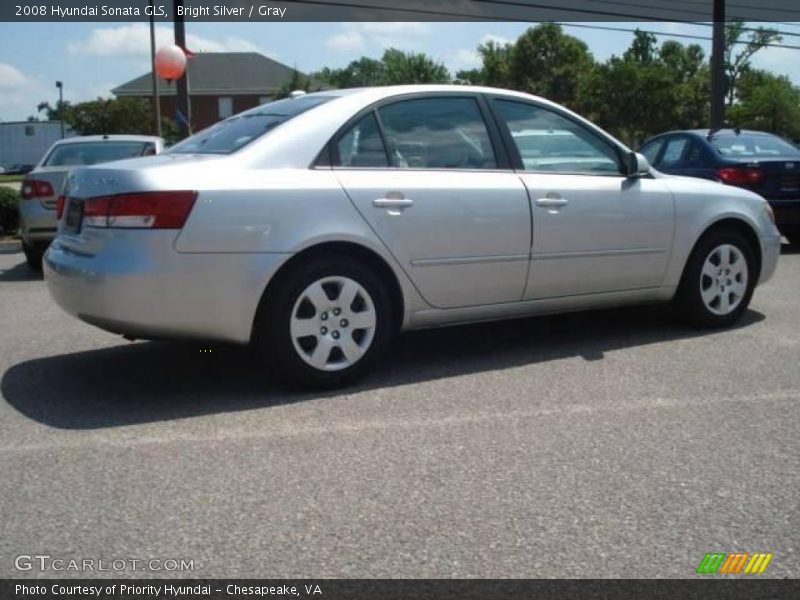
xmin=332 ymin=331 xmax=340 ymax=340
xmin=333 ymin=308 xmax=341 ymax=316
xmin=320 ymin=312 xmax=328 ymax=321
xmin=340 ymin=319 xmax=349 ymax=328
xmin=320 ymin=327 xmax=328 ymax=335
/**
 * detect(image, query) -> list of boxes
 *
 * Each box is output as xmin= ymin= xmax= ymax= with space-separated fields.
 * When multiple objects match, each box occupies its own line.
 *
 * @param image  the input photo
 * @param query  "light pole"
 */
xmin=710 ymin=0 xmax=726 ymax=130
xmin=149 ymin=0 xmax=162 ymax=136
xmin=55 ymin=80 xmax=64 ymax=138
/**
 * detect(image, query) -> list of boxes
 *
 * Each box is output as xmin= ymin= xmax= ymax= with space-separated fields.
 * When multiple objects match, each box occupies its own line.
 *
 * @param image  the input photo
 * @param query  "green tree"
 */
xmin=380 ymin=49 xmax=450 ymax=84
xmin=581 ymin=31 xmax=709 ymax=146
xmin=724 ymin=20 xmax=782 ymax=106
xmin=456 ymin=39 xmax=513 ymax=87
xmin=728 ymin=70 xmax=800 ymax=140
xmin=509 ymin=24 xmax=594 ymax=108
xmin=37 ymin=97 xmax=175 ymax=139
xmin=313 ymin=57 xmax=386 ymax=88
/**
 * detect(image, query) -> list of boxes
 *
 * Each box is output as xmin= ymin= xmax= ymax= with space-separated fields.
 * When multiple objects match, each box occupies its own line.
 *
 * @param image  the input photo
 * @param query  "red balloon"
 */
xmin=155 ymin=45 xmax=187 ymax=80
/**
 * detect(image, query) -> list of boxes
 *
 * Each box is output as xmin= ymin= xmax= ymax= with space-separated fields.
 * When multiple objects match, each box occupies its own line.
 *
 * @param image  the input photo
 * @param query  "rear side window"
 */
xmin=493 ymin=99 xmax=621 ymax=173
xmin=44 ymin=142 xmax=150 ymax=166
xmin=335 ymin=113 xmax=388 ymax=168
xmin=377 ymin=97 xmax=497 ymax=169
xmin=168 ymin=95 xmax=332 ymax=155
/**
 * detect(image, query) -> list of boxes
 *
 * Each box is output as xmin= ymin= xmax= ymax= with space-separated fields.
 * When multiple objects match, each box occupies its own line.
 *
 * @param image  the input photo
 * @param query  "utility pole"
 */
xmin=173 ymin=0 xmax=190 ymax=138
xmin=149 ymin=0 xmax=162 ymax=137
xmin=55 ymin=81 xmax=64 ymax=138
xmin=710 ymin=0 xmax=726 ymax=130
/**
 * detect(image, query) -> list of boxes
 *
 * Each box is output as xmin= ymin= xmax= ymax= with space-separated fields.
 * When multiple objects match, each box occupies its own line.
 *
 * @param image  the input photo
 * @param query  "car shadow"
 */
xmin=780 ymin=242 xmax=800 ymax=255
xmin=0 ymin=260 xmax=41 ymax=282
xmin=1 ymin=305 xmax=765 ymax=430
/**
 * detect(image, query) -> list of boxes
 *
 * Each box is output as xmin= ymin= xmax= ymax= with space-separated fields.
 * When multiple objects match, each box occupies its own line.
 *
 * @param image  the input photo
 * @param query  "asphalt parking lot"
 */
xmin=0 ymin=242 xmax=797 ymax=579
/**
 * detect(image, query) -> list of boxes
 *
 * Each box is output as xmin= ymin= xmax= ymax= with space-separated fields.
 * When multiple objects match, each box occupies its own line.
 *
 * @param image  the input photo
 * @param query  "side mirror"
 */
xmin=625 ymin=152 xmax=650 ymax=177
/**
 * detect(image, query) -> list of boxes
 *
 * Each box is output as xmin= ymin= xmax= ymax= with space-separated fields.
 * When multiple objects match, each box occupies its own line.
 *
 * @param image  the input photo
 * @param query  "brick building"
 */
xmin=112 ymin=52 xmax=329 ymax=132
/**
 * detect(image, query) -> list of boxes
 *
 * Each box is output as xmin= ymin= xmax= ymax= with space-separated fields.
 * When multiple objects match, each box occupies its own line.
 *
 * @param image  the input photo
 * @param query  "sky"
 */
xmin=1 ymin=20 xmax=800 ymax=122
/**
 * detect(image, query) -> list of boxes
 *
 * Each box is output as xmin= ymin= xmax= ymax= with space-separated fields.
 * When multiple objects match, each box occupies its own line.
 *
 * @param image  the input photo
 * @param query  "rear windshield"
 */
xmin=710 ymin=134 xmax=800 ymax=158
xmin=44 ymin=141 xmax=153 ymax=166
xmin=167 ymin=95 xmax=333 ymax=155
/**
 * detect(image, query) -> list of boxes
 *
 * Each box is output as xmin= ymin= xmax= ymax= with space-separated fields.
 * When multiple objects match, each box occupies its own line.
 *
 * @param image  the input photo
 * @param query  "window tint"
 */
xmin=494 ymin=100 xmax=621 ymax=173
xmin=660 ymin=138 xmax=688 ymax=166
xmin=377 ymin=97 xmax=497 ymax=169
xmin=710 ymin=133 xmax=800 ymax=157
xmin=44 ymin=142 xmax=150 ymax=166
xmin=640 ymin=140 xmax=663 ymax=164
xmin=336 ymin=112 xmax=388 ymax=168
xmin=168 ymin=95 xmax=332 ymax=155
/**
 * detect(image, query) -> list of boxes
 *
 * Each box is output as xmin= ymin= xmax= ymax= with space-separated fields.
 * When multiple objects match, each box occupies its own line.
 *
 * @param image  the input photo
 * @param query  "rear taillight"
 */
xmin=716 ymin=167 xmax=764 ymax=185
xmin=82 ymin=191 xmax=197 ymax=229
xmin=21 ymin=179 xmax=55 ymax=199
xmin=56 ymin=195 xmax=65 ymax=220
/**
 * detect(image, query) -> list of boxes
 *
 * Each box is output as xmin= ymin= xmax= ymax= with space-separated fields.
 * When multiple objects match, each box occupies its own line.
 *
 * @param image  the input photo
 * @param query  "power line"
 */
xmin=283 ymin=0 xmax=800 ymax=50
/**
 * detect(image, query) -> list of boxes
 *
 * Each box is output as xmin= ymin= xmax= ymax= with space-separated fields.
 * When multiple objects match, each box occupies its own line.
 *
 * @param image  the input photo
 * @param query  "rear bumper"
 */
xmin=44 ymin=231 xmax=290 ymax=344
xmin=19 ymin=199 xmax=56 ymax=244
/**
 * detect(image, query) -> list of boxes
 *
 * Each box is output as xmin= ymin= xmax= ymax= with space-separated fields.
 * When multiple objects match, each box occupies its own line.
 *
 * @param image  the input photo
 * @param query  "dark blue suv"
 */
xmin=640 ymin=129 xmax=800 ymax=244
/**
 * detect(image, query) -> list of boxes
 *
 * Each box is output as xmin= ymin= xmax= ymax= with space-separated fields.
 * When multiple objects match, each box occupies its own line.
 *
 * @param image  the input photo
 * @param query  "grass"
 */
xmin=0 ymin=175 xmax=24 ymax=183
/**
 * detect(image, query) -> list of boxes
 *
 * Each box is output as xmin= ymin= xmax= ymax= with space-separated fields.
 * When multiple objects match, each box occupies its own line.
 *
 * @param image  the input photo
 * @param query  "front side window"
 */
xmin=335 ymin=113 xmax=388 ymax=168
xmin=494 ymin=99 xmax=621 ymax=174
xmin=640 ymin=139 xmax=664 ymax=165
xmin=43 ymin=141 xmax=151 ymax=166
xmin=376 ymin=97 xmax=497 ymax=169
xmin=168 ymin=95 xmax=332 ymax=155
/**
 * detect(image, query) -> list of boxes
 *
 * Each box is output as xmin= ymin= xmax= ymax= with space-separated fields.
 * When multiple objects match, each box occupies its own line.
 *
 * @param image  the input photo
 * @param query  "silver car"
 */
xmin=44 ymin=86 xmax=781 ymax=387
xmin=19 ymin=134 xmax=164 ymax=270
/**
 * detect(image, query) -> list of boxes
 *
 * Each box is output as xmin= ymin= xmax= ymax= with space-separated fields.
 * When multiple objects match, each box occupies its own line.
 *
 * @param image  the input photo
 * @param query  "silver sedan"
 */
xmin=44 ymin=85 xmax=781 ymax=387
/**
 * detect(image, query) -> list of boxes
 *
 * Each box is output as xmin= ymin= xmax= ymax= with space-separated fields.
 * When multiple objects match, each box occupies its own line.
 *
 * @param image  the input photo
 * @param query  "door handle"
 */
xmin=373 ymin=197 xmax=414 ymax=209
xmin=534 ymin=197 xmax=568 ymax=207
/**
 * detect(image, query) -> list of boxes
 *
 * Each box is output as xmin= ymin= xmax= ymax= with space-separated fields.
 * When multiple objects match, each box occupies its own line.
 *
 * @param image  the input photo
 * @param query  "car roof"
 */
xmin=647 ymin=129 xmax=779 ymax=141
xmin=278 ymin=84 xmax=565 ymax=111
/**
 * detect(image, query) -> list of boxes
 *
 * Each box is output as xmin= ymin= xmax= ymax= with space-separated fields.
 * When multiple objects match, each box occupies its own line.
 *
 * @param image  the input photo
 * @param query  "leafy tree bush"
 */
xmin=0 ymin=187 xmax=20 ymax=235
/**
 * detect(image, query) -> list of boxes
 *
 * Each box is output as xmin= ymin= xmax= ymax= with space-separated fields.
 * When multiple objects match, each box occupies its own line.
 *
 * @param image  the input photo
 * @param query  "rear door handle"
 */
xmin=373 ymin=198 xmax=414 ymax=208
xmin=535 ymin=197 xmax=568 ymax=207
xmin=373 ymin=190 xmax=414 ymax=214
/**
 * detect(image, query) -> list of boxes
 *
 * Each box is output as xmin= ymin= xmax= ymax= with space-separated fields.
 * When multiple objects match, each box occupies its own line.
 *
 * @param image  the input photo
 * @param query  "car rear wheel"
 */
xmin=256 ymin=255 xmax=396 ymax=388
xmin=22 ymin=240 xmax=44 ymax=272
xmin=674 ymin=228 xmax=757 ymax=327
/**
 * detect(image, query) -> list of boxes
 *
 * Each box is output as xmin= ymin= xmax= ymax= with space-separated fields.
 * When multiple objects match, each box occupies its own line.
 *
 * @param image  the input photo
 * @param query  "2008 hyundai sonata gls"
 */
xmin=45 ymin=85 xmax=781 ymax=387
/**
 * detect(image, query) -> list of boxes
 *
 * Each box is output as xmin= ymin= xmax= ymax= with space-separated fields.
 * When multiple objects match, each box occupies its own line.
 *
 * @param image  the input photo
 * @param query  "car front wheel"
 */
xmin=674 ymin=228 xmax=757 ymax=327
xmin=256 ymin=255 xmax=396 ymax=388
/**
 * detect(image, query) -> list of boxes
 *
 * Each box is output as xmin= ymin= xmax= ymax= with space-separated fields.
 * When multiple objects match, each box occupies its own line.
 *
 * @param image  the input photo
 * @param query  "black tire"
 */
xmin=22 ymin=240 xmax=44 ymax=272
xmin=255 ymin=254 xmax=396 ymax=389
xmin=673 ymin=228 xmax=757 ymax=328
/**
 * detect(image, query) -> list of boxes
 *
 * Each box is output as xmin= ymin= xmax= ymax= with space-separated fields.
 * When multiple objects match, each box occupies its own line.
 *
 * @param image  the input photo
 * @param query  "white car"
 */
xmin=44 ymin=86 xmax=781 ymax=387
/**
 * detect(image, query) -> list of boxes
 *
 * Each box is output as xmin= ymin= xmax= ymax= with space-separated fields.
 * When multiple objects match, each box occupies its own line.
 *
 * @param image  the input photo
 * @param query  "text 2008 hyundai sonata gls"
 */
xmin=45 ymin=85 xmax=781 ymax=387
